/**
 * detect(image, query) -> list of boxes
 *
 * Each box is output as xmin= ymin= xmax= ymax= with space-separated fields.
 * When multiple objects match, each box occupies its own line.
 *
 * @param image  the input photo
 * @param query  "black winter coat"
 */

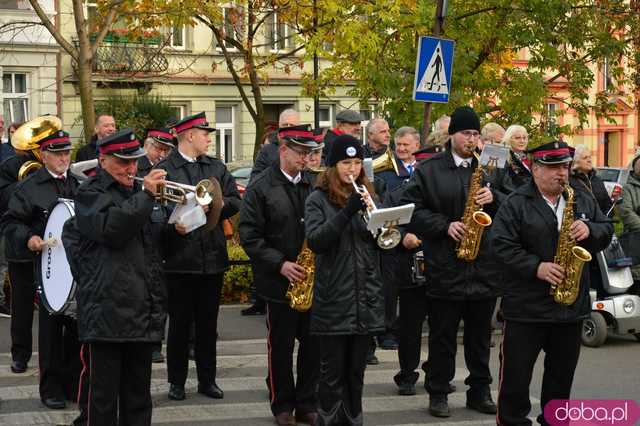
xmin=61 ymin=169 xmax=166 ymax=342
xmin=249 ymin=133 xmax=279 ymax=183
xmin=570 ymin=170 xmax=612 ymax=214
xmin=305 ymin=189 xmax=385 ymax=335
xmin=155 ymin=150 xmax=241 ymax=275
xmin=491 ymin=181 xmax=613 ymax=323
xmin=3 ymin=167 xmax=79 ymax=263
xmin=399 ymin=149 xmax=513 ymax=300
xmin=239 ymin=164 xmax=313 ymax=303
xmin=75 ymin=137 xmax=98 ymax=162
xmin=0 ymin=152 xmax=37 ymax=215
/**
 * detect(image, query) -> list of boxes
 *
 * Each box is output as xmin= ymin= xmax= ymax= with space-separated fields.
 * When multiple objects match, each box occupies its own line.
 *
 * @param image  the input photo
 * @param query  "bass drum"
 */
xmin=39 ymin=199 xmax=76 ymax=316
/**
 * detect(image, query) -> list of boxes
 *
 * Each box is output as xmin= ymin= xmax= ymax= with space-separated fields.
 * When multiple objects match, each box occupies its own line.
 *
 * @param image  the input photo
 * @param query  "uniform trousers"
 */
xmin=497 ymin=321 xmax=582 ymax=426
xmin=394 ymin=285 xmax=428 ymax=386
xmin=38 ymin=304 xmax=81 ymax=401
xmin=166 ymin=273 xmax=223 ymax=386
xmin=265 ymin=301 xmax=319 ymax=416
xmin=316 ymin=334 xmax=370 ymax=426
xmin=423 ymin=298 xmax=496 ymax=396
xmin=80 ymin=342 xmax=153 ymax=426
xmin=9 ymin=261 xmax=36 ymax=364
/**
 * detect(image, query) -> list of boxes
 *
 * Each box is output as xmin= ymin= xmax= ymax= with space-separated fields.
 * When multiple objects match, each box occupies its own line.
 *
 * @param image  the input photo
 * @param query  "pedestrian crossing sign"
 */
xmin=413 ymin=36 xmax=455 ymax=103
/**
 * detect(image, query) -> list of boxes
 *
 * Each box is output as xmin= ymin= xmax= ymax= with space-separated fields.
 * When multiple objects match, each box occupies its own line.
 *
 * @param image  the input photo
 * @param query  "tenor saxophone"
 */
xmin=550 ymin=185 xmax=592 ymax=305
xmin=456 ymin=157 xmax=492 ymax=261
xmin=285 ymin=242 xmax=315 ymax=312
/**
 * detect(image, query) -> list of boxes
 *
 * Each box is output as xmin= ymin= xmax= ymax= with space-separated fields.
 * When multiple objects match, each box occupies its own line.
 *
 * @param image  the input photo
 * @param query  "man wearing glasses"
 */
xmin=239 ymin=127 xmax=321 ymax=426
xmin=139 ymin=128 xmax=175 ymax=177
xmin=401 ymin=107 xmax=511 ymax=418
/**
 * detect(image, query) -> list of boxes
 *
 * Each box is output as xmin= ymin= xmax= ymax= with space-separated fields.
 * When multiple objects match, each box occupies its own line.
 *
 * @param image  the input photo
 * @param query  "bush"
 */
xmin=95 ymin=94 xmax=177 ymax=138
xmin=222 ymin=241 xmax=253 ymax=304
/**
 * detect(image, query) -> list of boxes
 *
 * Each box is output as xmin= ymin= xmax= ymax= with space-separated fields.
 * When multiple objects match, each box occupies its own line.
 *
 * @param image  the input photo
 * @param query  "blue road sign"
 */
xmin=413 ymin=36 xmax=455 ymax=103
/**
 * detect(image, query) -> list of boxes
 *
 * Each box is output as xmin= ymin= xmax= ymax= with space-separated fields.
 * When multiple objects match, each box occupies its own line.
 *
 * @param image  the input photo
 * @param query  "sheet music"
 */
xmin=367 ymin=203 xmax=415 ymax=233
xmin=479 ymin=144 xmax=509 ymax=169
xmin=168 ymin=193 xmax=207 ymax=233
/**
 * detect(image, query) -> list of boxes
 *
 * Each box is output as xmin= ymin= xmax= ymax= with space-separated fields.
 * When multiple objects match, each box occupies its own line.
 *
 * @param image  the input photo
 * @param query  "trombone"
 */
xmin=129 ymin=175 xmax=213 ymax=206
xmin=349 ymin=175 xmax=402 ymax=250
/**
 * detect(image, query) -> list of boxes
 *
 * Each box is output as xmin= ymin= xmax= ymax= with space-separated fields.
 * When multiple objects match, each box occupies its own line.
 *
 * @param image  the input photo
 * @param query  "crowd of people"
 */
xmin=0 ymin=105 xmax=636 ymax=426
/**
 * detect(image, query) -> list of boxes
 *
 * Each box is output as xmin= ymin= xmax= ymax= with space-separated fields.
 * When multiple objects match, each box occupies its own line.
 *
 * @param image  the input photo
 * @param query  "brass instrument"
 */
xmin=12 ymin=116 xmax=63 ymax=180
xmin=285 ymin=241 xmax=315 ymax=312
xmin=372 ymin=146 xmax=399 ymax=175
xmin=129 ymin=175 xmax=213 ymax=206
xmin=456 ymin=153 xmax=493 ymax=261
xmin=350 ymin=175 xmax=402 ymax=249
xmin=550 ymin=185 xmax=592 ymax=305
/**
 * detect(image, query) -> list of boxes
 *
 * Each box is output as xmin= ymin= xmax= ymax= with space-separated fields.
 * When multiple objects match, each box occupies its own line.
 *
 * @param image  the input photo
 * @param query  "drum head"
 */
xmin=40 ymin=200 xmax=75 ymax=314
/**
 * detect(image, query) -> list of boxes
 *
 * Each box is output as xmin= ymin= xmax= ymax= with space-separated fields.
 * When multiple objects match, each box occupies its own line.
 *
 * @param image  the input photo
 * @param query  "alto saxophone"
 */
xmin=285 ymin=241 xmax=315 ymax=312
xmin=550 ymin=185 xmax=592 ymax=305
xmin=456 ymin=155 xmax=492 ymax=261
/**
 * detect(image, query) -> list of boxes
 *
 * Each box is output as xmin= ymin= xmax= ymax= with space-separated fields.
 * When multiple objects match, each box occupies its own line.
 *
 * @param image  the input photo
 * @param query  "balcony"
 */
xmin=73 ymin=32 xmax=169 ymax=75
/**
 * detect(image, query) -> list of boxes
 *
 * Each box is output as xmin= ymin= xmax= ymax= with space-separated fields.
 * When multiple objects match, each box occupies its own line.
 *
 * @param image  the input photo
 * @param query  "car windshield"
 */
xmin=596 ymin=168 xmax=620 ymax=183
xmin=232 ymin=168 xmax=251 ymax=179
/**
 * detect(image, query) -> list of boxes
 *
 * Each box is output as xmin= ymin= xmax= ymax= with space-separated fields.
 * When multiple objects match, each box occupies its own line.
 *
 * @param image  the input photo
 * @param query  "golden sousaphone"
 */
xmin=11 ymin=116 xmax=63 ymax=180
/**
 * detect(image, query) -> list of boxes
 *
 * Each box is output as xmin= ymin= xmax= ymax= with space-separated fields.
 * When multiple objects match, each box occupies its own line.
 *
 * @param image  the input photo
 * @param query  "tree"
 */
xmin=301 ymin=0 xmax=634 ymax=137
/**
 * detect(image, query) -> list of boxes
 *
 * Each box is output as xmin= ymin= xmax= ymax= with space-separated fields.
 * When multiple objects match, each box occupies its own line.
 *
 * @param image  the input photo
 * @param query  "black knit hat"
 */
xmin=327 ymin=134 xmax=364 ymax=167
xmin=448 ymin=106 xmax=481 ymax=135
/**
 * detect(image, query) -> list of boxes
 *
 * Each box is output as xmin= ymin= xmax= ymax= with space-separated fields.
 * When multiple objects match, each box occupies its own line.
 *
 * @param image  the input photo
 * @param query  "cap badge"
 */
xmin=130 ymin=133 xmax=135 ymax=140
xmin=346 ymin=146 xmax=357 ymax=157
xmin=554 ymin=142 xmax=559 ymax=149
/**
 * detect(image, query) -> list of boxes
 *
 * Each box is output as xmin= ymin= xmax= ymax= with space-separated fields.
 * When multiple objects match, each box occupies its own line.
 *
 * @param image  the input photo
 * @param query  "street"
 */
xmin=0 ymin=305 xmax=638 ymax=425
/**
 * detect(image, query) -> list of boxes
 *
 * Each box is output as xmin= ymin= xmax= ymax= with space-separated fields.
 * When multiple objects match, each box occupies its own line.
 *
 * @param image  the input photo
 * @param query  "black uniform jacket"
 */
xmin=3 ymin=167 xmax=79 ymax=263
xmin=61 ymin=169 xmax=166 ymax=342
xmin=0 ymin=152 xmax=37 ymax=215
xmin=399 ymin=148 xmax=513 ymax=300
xmin=155 ymin=150 xmax=241 ymax=275
xmin=249 ymin=133 xmax=279 ymax=183
xmin=239 ymin=164 xmax=313 ymax=303
xmin=75 ymin=137 xmax=98 ymax=162
xmin=491 ymin=180 xmax=613 ymax=323
xmin=305 ymin=189 xmax=385 ymax=335
xmin=570 ymin=170 xmax=612 ymax=214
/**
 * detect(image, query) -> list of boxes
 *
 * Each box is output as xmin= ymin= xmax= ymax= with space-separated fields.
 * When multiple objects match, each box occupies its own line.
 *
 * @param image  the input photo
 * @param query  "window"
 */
xmin=2 ymin=72 xmax=28 ymax=124
xmin=545 ymin=103 xmax=557 ymax=132
xmin=360 ymin=106 xmax=377 ymax=144
xmin=170 ymin=26 xmax=186 ymax=49
xmin=217 ymin=6 xmax=244 ymax=51
xmin=266 ymin=10 xmax=292 ymax=51
xmin=318 ymin=105 xmax=333 ymax=129
xmin=167 ymin=105 xmax=186 ymax=126
xmin=603 ymin=57 xmax=614 ymax=92
xmin=215 ymin=106 xmax=235 ymax=163
xmin=0 ymin=0 xmax=30 ymax=9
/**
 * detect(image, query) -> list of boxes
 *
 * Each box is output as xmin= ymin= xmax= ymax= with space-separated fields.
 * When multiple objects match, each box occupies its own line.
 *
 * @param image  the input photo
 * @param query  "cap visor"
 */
xmin=44 ymin=145 xmax=72 ymax=152
xmin=112 ymin=147 xmax=147 ymax=160
xmin=289 ymin=139 xmax=320 ymax=150
xmin=195 ymin=125 xmax=216 ymax=132
xmin=152 ymin=137 xmax=175 ymax=148
xmin=536 ymin=157 xmax=573 ymax=165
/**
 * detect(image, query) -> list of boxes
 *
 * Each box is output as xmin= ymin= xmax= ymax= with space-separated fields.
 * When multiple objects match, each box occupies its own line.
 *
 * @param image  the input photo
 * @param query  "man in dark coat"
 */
xmin=62 ymin=129 xmax=168 ymax=426
xmin=137 ymin=128 xmax=174 ymax=177
xmin=3 ymin=131 xmax=81 ymax=410
xmin=400 ymin=107 xmax=512 ymax=418
xmin=155 ymin=112 xmax=241 ymax=401
xmin=75 ymin=114 xmax=116 ymax=162
xmin=239 ymin=128 xmax=321 ymax=426
xmin=492 ymin=140 xmax=613 ymax=426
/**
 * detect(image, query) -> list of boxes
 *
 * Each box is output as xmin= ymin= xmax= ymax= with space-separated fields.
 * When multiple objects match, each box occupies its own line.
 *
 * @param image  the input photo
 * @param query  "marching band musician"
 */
xmin=138 ymin=128 xmax=175 ymax=176
xmin=239 ymin=127 xmax=321 ymax=426
xmin=3 ymin=131 xmax=80 ymax=408
xmin=492 ymin=140 xmax=613 ymax=426
xmin=400 ymin=107 xmax=512 ymax=418
xmin=304 ymin=134 xmax=385 ymax=426
xmin=155 ymin=112 xmax=241 ymax=401
xmin=62 ymin=129 xmax=168 ymax=426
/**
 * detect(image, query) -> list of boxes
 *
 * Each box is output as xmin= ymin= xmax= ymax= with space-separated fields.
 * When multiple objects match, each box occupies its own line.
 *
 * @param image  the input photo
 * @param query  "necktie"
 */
xmin=406 ymin=164 xmax=414 ymax=175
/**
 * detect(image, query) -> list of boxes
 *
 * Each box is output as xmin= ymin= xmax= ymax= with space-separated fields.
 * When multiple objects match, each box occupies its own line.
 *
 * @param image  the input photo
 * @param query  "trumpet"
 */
xmin=129 ymin=175 xmax=213 ymax=206
xmin=349 ymin=175 xmax=401 ymax=250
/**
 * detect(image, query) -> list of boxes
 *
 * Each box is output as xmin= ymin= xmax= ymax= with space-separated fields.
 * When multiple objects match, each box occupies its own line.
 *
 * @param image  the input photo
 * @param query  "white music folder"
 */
xmin=168 ymin=193 xmax=207 ymax=233
xmin=367 ymin=203 xmax=415 ymax=233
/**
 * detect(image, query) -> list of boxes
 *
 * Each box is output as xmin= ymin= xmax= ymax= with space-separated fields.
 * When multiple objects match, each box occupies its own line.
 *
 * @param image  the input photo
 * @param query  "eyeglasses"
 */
xmin=459 ymin=130 xmax=481 ymax=138
xmin=287 ymin=145 xmax=312 ymax=157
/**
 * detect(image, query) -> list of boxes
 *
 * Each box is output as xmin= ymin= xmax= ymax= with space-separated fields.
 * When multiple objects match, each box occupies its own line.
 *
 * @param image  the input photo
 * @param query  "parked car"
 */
xmin=596 ymin=167 xmax=629 ymax=198
xmin=227 ymin=160 xmax=253 ymax=196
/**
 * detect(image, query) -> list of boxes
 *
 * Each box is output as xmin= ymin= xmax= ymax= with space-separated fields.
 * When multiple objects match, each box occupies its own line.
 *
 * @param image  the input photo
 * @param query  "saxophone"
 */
xmin=285 ymin=242 xmax=315 ymax=312
xmin=456 ymin=156 xmax=493 ymax=261
xmin=550 ymin=185 xmax=593 ymax=305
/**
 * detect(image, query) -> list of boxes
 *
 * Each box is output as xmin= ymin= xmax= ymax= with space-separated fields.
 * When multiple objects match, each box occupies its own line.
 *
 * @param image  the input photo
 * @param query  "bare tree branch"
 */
xmin=27 ymin=0 xmax=77 ymax=60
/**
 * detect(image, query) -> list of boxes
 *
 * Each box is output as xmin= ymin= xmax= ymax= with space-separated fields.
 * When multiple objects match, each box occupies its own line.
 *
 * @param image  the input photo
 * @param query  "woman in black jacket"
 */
xmin=304 ymin=135 xmax=385 ymax=426
xmin=570 ymin=144 xmax=612 ymax=214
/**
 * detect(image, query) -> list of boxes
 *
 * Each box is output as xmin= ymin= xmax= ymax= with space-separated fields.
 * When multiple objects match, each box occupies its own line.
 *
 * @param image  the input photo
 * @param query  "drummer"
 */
xmin=2 ymin=130 xmax=81 ymax=409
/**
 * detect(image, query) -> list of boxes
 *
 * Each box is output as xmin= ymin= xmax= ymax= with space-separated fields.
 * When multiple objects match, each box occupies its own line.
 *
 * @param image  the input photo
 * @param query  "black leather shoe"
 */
xmin=429 ymin=395 xmax=450 ymax=418
xmin=198 ymin=382 xmax=224 ymax=399
xmin=466 ymin=394 xmax=497 ymax=414
xmin=168 ymin=384 xmax=186 ymax=401
xmin=10 ymin=360 xmax=26 ymax=374
xmin=42 ymin=397 xmax=66 ymax=409
xmin=397 ymin=382 xmax=416 ymax=396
